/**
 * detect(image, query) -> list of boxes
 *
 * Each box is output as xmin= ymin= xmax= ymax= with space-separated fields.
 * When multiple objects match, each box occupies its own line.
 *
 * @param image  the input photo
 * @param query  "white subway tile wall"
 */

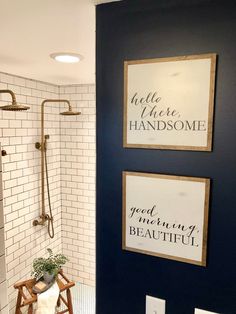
xmin=0 ymin=72 xmax=62 ymax=313
xmin=0 ymin=72 xmax=95 ymax=313
xmin=60 ymin=85 xmax=96 ymax=287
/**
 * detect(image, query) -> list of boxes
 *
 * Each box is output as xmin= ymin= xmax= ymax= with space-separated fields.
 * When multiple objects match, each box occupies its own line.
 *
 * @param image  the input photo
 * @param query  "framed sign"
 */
xmin=122 ymin=171 xmax=210 ymax=266
xmin=123 ymin=53 xmax=216 ymax=151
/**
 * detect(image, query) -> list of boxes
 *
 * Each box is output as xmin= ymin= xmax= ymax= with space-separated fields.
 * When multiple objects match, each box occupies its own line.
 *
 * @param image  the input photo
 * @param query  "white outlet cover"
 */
xmin=146 ymin=295 xmax=166 ymax=314
xmin=195 ymin=308 xmax=219 ymax=314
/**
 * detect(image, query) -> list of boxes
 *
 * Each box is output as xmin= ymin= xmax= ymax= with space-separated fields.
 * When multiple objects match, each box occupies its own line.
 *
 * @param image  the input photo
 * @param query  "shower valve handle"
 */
xmin=35 ymin=142 xmax=41 ymax=150
xmin=1 ymin=150 xmax=7 ymax=156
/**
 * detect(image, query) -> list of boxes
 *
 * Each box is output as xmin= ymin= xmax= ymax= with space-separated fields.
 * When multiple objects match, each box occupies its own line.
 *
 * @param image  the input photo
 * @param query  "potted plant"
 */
xmin=32 ymin=248 xmax=68 ymax=283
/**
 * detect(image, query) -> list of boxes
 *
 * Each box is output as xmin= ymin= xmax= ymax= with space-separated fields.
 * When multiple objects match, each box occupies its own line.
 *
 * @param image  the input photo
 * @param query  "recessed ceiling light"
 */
xmin=50 ymin=52 xmax=83 ymax=63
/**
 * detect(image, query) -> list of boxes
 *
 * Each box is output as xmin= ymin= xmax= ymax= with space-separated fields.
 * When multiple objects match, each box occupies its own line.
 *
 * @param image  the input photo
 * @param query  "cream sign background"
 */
xmin=124 ymin=54 xmax=216 ymax=151
xmin=122 ymin=172 xmax=210 ymax=266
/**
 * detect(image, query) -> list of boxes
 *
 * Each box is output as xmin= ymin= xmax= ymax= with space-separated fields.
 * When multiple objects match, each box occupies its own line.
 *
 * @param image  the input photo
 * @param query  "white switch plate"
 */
xmin=195 ymin=308 xmax=219 ymax=314
xmin=146 ymin=295 xmax=165 ymax=314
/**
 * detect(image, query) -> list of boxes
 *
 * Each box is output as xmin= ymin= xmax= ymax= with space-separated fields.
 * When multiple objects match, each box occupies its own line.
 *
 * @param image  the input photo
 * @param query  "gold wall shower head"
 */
xmin=60 ymin=110 xmax=81 ymax=116
xmin=0 ymin=89 xmax=30 ymax=111
xmin=1 ymin=103 xmax=30 ymax=111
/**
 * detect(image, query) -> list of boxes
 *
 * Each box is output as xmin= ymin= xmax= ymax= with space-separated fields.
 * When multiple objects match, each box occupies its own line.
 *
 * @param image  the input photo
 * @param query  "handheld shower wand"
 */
xmin=33 ymin=99 xmax=81 ymax=238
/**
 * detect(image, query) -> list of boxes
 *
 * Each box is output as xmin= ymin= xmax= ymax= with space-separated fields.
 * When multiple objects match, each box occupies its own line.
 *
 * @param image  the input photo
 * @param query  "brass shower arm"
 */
xmin=41 ymin=99 xmax=72 ymax=111
xmin=40 ymin=99 xmax=73 ymax=146
xmin=33 ymin=98 xmax=80 ymax=234
xmin=40 ymin=99 xmax=72 ymax=214
xmin=34 ymin=99 xmax=74 ymax=228
xmin=0 ymin=89 xmax=17 ymax=104
xmin=40 ymin=100 xmax=68 ymax=222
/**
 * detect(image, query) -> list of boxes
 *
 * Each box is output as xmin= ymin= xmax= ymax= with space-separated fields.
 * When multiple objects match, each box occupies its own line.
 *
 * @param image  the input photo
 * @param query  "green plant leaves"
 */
xmin=31 ymin=249 xmax=69 ymax=280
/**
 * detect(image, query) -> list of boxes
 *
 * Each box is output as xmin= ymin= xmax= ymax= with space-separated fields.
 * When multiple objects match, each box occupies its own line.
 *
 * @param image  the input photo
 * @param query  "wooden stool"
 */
xmin=14 ymin=270 xmax=75 ymax=314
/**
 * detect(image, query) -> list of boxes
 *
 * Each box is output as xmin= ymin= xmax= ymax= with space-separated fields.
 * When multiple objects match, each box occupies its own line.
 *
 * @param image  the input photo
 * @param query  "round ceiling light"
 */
xmin=50 ymin=52 xmax=83 ymax=63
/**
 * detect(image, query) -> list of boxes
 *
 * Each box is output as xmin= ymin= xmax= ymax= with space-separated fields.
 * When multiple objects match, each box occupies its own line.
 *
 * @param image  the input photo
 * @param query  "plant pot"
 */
xmin=43 ymin=271 xmax=55 ymax=284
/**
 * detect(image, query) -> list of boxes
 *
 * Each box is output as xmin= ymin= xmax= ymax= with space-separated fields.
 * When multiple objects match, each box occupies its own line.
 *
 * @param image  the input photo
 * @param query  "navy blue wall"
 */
xmin=96 ymin=1 xmax=236 ymax=313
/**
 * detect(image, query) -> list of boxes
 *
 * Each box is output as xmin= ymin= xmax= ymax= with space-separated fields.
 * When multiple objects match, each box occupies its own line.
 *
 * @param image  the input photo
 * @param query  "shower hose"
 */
xmin=44 ymin=147 xmax=55 ymax=239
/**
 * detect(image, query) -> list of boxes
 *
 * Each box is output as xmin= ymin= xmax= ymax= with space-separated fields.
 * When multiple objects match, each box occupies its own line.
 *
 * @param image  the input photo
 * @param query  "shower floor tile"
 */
xmin=59 ymin=282 xmax=95 ymax=314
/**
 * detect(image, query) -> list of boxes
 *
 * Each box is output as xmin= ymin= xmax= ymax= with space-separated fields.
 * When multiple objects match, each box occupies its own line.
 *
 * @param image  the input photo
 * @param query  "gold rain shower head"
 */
xmin=60 ymin=110 xmax=81 ymax=116
xmin=0 ymin=89 xmax=30 ymax=111
xmin=60 ymin=101 xmax=81 ymax=115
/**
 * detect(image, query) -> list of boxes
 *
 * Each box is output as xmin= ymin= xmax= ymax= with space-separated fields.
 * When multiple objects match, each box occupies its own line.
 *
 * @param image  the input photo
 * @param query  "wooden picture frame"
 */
xmin=123 ymin=53 xmax=217 ymax=151
xmin=122 ymin=171 xmax=210 ymax=266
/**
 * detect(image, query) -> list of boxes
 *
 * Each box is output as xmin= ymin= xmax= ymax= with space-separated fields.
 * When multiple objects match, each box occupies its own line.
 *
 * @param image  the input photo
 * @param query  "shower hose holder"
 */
xmin=35 ymin=135 xmax=50 ymax=150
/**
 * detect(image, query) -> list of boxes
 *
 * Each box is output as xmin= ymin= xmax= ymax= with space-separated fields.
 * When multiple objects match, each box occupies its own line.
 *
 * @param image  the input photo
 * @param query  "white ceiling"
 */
xmin=0 ymin=0 xmax=120 ymax=85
